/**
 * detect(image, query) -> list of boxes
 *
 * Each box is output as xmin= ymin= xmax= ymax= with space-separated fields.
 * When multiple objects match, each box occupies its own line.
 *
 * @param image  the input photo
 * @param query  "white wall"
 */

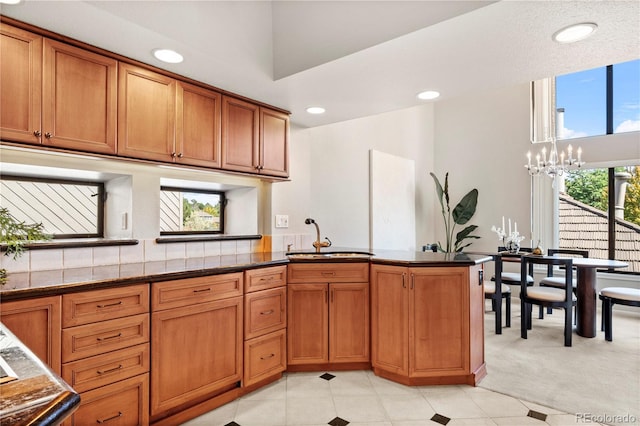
xmin=272 ymin=104 xmax=436 ymax=251
xmin=434 ymin=83 xmax=532 ymax=253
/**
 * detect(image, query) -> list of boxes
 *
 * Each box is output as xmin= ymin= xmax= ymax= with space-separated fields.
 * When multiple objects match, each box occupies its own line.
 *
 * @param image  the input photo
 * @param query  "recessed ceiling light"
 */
xmin=306 ymin=106 xmax=326 ymax=114
xmin=552 ymin=23 xmax=598 ymax=43
xmin=0 ymin=0 xmax=22 ymax=4
xmin=152 ymin=48 xmax=183 ymax=64
xmin=417 ymin=90 xmax=440 ymax=100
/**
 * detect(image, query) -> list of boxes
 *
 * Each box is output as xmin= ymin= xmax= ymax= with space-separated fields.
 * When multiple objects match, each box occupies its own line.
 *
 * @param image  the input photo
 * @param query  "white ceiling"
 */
xmin=2 ymin=1 xmax=639 ymax=129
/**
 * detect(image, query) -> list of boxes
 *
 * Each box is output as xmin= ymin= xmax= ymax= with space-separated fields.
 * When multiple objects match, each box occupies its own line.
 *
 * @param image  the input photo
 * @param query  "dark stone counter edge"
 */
xmin=0 ymin=253 xmax=492 ymax=302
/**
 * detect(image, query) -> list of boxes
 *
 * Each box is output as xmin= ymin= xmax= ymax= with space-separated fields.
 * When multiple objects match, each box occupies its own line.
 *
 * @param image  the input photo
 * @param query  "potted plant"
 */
xmin=0 ymin=207 xmax=51 ymax=285
xmin=430 ymin=172 xmax=480 ymax=253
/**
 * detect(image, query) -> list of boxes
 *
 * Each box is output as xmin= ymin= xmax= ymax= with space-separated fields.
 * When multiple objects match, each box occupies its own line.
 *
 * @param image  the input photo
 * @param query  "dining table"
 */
xmin=569 ymin=257 xmax=629 ymax=337
xmin=478 ymin=251 xmax=629 ymax=338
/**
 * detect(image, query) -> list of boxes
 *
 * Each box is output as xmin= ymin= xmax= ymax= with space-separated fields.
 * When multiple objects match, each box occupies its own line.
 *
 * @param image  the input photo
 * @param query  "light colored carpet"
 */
xmin=480 ymin=297 xmax=640 ymax=426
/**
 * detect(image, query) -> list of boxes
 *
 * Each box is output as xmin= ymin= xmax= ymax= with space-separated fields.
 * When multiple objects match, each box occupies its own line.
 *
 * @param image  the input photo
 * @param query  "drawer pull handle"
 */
xmin=97 ymin=412 xmax=122 ymax=424
xmin=321 ymin=272 xmax=336 ymax=276
xmin=97 ymin=301 xmax=122 ymax=308
xmin=260 ymin=310 xmax=274 ymax=315
xmin=96 ymin=332 xmax=122 ymax=342
xmin=193 ymin=288 xmax=211 ymax=293
xmin=260 ymin=353 xmax=275 ymax=360
xmin=97 ymin=364 xmax=123 ymax=375
xmin=259 ymin=277 xmax=274 ymax=281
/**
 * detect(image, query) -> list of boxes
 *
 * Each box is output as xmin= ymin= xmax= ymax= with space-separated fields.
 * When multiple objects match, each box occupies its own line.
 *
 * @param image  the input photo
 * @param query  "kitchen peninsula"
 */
xmin=0 ymin=249 xmax=491 ymax=425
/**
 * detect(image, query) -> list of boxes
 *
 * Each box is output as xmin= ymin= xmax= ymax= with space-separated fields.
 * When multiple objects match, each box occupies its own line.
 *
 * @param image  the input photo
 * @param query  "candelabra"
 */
xmin=525 ymin=138 xmax=584 ymax=177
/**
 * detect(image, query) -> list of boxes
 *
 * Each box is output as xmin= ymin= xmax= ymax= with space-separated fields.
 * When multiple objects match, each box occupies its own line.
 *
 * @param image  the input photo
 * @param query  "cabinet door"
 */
xmin=0 ymin=23 xmax=42 ymax=144
xmin=1 ymin=296 xmax=61 ymax=374
xmin=42 ymin=39 xmax=117 ymax=154
xmin=151 ymin=297 xmax=242 ymax=416
xmin=370 ymin=265 xmax=408 ymax=375
xmin=221 ymin=96 xmax=259 ymax=173
xmin=176 ymin=81 xmax=221 ymax=168
xmin=118 ymin=63 xmax=176 ymax=162
xmin=287 ymin=283 xmax=328 ymax=365
xmin=65 ymin=373 xmax=149 ymax=426
xmin=259 ymin=107 xmax=289 ymax=177
xmin=329 ymin=283 xmax=369 ymax=363
xmin=409 ymin=267 xmax=469 ymax=377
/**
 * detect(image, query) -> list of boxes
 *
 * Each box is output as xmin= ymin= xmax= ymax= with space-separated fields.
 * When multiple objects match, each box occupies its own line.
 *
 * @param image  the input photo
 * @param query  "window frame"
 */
xmin=0 ymin=175 xmax=105 ymax=239
xmin=159 ymin=186 xmax=226 ymax=236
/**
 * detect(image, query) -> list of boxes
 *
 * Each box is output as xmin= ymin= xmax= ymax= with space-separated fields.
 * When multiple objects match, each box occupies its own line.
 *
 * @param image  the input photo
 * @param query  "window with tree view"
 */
xmin=160 ymin=187 xmax=225 ymax=235
xmin=554 ymin=58 xmax=639 ymax=274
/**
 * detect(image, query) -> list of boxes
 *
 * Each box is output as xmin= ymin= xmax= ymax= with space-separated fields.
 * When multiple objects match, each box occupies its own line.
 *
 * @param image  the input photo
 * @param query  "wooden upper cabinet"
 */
xmin=222 ymin=96 xmax=290 ymax=177
xmin=118 ymin=62 xmax=176 ymax=162
xmin=221 ymin=95 xmax=260 ymax=173
xmin=42 ymin=39 xmax=117 ymax=154
xmin=0 ymin=23 xmax=42 ymax=144
xmin=260 ymin=107 xmax=289 ymax=177
xmin=176 ymin=81 xmax=222 ymax=168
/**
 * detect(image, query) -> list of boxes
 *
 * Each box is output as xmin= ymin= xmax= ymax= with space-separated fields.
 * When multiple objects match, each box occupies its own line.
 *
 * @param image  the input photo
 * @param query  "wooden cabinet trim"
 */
xmin=0 ymin=295 xmax=62 ymax=374
xmin=245 ymin=265 xmax=287 ymax=293
xmin=62 ymin=283 xmax=149 ymax=327
xmin=65 ymin=373 xmax=149 ymax=426
xmin=61 ymin=313 xmax=149 ymax=362
xmin=152 ymin=273 xmax=243 ymax=311
xmin=287 ymin=263 xmax=369 ymax=283
xmin=61 ymin=343 xmax=149 ymax=393
xmin=243 ymin=329 xmax=286 ymax=387
xmin=244 ymin=286 xmax=286 ymax=340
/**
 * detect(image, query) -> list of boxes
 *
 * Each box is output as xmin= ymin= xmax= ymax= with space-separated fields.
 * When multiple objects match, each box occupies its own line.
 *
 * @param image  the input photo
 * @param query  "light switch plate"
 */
xmin=275 ymin=215 xmax=289 ymax=228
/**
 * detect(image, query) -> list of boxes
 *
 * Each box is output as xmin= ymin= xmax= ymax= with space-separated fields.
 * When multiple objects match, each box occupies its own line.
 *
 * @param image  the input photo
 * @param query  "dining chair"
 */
xmin=599 ymin=287 xmax=640 ymax=341
xmin=539 ymin=248 xmax=589 ymax=319
xmin=493 ymin=246 xmax=534 ymax=288
xmin=520 ymin=255 xmax=576 ymax=347
xmin=484 ymin=253 xmax=511 ymax=334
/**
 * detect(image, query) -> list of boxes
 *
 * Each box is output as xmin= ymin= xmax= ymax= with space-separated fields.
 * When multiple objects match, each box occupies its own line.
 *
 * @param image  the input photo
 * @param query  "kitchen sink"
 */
xmin=287 ymin=251 xmax=374 ymax=259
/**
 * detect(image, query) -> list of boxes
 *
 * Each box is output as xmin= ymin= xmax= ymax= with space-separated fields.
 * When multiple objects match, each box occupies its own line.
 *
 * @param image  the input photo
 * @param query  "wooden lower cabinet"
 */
xmin=151 ymin=296 xmax=243 ymax=418
xmin=371 ymin=264 xmax=485 ymax=385
xmin=287 ymin=282 xmax=369 ymax=366
xmin=244 ymin=328 xmax=286 ymax=387
xmin=0 ymin=295 xmax=61 ymax=374
xmin=64 ymin=373 xmax=149 ymax=426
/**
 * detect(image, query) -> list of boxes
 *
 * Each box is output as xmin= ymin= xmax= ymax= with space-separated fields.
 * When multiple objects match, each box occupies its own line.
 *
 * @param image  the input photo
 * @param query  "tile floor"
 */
xmin=182 ymin=370 xmax=602 ymax=426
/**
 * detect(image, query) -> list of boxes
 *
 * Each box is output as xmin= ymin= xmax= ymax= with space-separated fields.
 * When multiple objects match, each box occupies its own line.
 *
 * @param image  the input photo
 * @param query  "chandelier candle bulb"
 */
xmin=578 ymin=147 xmax=582 ymax=162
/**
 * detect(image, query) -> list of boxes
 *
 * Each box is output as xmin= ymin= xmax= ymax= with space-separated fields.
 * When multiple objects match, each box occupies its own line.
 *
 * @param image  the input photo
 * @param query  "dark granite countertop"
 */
xmin=0 ymin=249 xmax=491 ymax=301
xmin=0 ymin=324 xmax=80 ymax=425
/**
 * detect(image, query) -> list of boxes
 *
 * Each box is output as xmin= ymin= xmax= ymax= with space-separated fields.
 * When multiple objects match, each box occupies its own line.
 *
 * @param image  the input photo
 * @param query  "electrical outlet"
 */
xmin=275 ymin=215 xmax=289 ymax=228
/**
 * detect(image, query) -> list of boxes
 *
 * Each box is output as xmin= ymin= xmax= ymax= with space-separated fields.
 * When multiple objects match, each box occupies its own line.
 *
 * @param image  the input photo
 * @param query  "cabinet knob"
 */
xmin=171 ymin=152 xmax=177 ymax=158
xmin=44 ymin=132 xmax=52 ymax=139
xmin=177 ymin=152 xmax=183 ymax=158
xmin=33 ymin=130 xmax=42 ymax=137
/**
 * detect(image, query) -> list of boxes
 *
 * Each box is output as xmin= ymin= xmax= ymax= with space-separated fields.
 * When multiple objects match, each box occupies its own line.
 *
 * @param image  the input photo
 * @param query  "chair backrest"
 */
xmin=521 ymin=255 xmax=574 ymax=300
xmin=546 ymin=248 xmax=588 ymax=275
xmin=422 ymin=244 xmax=438 ymax=253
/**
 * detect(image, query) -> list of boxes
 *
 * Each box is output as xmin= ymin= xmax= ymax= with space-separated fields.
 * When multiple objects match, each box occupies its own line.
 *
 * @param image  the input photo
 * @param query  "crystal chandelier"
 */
xmin=526 ymin=78 xmax=585 ymax=177
xmin=525 ymin=138 xmax=584 ymax=177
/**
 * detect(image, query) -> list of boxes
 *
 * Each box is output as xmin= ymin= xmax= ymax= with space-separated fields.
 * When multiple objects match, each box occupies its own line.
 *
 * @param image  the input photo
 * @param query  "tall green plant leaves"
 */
xmin=452 ymin=189 xmax=478 ymax=225
xmin=430 ymin=172 xmax=446 ymax=216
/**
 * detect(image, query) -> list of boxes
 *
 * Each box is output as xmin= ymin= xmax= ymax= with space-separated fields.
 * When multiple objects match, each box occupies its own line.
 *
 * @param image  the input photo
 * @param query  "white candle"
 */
xmin=527 ymin=151 xmax=532 ymax=168
xmin=577 ymin=147 xmax=582 ymax=162
xmin=541 ymin=147 xmax=547 ymax=165
xmin=508 ymin=218 xmax=512 ymax=236
xmin=515 ymin=222 xmax=518 ymax=234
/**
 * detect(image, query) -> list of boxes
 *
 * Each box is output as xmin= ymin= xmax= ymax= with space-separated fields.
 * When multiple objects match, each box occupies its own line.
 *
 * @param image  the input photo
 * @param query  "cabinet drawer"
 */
xmin=245 ymin=266 xmax=287 ymax=293
xmin=152 ymin=273 xmax=243 ymax=311
xmin=64 ymin=373 xmax=149 ymax=426
xmin=62 ymin=314 xmax=149 ymax=362
xmin=62 ymin=343 xmax=149 ymax=393
xmin=244 ymin=329 xmax=286 ymax=387
xmin=244 ymin=286 xmax=286 ymax=340
xmin=288 ymin=263 xmax=369 ymax=283
xmin=62 ymin=284 xmax=149 ymax=327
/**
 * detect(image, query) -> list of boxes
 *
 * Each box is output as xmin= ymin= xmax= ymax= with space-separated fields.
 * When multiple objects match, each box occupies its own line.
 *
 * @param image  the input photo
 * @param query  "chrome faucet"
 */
xmin=305 ymin=218 xmax=332 ymax=252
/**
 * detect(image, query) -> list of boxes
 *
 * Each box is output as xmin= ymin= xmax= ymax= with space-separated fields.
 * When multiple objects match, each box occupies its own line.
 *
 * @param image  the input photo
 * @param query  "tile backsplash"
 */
xmin=1 ymin=234 xmax=312 ymax=273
